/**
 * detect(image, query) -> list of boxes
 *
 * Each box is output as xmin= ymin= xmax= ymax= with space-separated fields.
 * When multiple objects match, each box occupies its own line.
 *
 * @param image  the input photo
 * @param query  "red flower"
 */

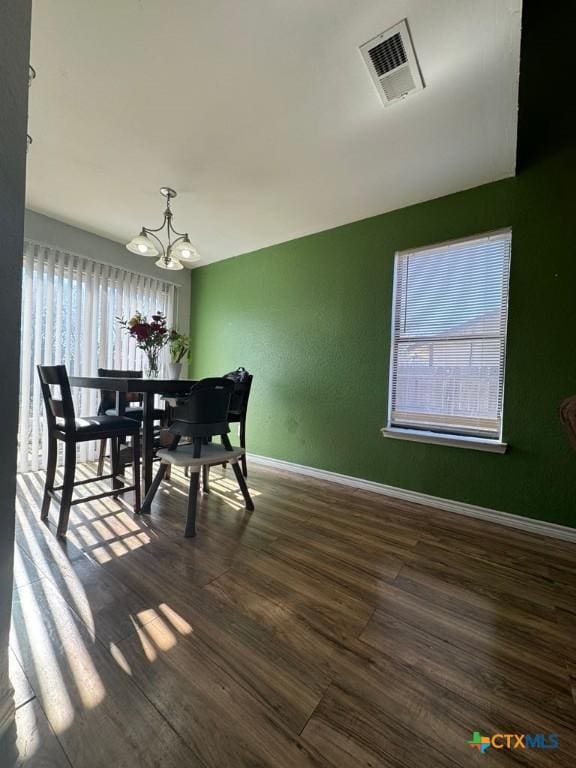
xmin=133 ymin=323 xmax=151 ymax=341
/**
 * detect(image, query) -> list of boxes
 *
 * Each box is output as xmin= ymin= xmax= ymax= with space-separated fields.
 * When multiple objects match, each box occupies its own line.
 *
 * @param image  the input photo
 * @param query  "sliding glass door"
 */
xmin=18 ymin=240 xmax=177 ymax=472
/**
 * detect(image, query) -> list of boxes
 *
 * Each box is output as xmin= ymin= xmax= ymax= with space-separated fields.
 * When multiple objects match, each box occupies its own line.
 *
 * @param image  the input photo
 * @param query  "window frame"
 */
xmin=383 ymin=228 xmax=511 ymax=452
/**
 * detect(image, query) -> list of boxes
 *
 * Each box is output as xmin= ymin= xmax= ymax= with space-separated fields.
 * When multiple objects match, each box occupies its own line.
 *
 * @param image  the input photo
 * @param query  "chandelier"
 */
xmin=126 ymin=187 xmax=200 ymax=271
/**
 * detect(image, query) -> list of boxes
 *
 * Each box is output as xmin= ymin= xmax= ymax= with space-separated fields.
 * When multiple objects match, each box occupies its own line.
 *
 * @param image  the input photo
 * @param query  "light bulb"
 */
xmin=172 ymin=237 xmax=200 ymax=263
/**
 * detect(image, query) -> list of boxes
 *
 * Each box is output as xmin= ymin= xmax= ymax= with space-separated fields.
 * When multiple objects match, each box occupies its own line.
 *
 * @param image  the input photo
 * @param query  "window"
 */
xmin=385 ymin=229 xmax=511 ymax=450
xmin=18 ymin=240 xmax=177 ymax=472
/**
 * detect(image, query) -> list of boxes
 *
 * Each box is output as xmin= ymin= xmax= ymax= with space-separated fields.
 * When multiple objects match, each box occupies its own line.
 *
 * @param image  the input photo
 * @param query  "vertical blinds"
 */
xmin=19 ymin=241 xmax=176 ymax=472
xmin=388 ymin=229 xmax=511 ymax=440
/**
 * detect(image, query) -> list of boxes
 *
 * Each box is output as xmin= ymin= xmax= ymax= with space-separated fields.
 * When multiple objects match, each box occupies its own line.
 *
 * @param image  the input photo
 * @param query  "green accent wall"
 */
xmin=190 ymin=3 xmax=576 ymax=528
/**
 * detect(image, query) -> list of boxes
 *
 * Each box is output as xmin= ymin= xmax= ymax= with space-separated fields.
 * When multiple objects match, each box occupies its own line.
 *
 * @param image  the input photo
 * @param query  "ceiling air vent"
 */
xmin=360 ymin=20 xmax=424 ymax=106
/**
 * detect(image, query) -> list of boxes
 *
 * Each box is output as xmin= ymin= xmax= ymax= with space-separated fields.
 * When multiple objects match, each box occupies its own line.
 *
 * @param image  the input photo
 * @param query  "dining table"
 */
xmin=69 ymin=376 xmax=196 ymax=492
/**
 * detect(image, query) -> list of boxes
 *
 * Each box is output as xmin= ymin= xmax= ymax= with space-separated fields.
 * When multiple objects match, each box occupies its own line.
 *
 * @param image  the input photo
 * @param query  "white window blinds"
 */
xmin=388 ymin=229 xmax=511 ymax=441
xmin=18 ymin=241 xmax=177 ymax=472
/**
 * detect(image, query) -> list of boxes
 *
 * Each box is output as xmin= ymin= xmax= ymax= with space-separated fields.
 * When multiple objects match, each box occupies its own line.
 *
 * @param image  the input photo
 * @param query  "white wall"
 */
xmin=0 ymin=0 xmax=32 ymax=747
xmin=25 ymin=209 xmax=191 ymax=334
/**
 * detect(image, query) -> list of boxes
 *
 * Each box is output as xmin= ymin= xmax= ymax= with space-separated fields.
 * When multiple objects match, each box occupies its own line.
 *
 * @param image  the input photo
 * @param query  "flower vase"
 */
xmin=168 ymin=361 xmax=182 ymax=380
xmin=144 ymin=349 xmax=161 ymax=379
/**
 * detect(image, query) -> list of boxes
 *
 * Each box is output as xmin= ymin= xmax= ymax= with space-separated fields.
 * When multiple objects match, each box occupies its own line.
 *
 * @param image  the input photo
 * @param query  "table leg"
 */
xmin=113 ymin=391 xmax=127 ymax=491
xmin=142 ymin=391 xmax=155 ymax=493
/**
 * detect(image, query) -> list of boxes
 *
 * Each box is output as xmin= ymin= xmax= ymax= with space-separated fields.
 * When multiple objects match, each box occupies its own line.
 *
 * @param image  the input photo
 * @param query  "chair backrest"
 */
xmin=37 ymin=364 xmax=76 ymax=433
xmin=169 ymin=378 xmax=234 ymax=438
xmin=223 ymin=367 xmax=253 ymax=417
xmin=98 ymin=367 xmax=143 ymax=414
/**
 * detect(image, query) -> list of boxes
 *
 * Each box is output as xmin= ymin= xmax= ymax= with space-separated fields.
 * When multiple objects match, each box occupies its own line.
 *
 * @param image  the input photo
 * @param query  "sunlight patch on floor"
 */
xmin=12 ymin=698 xmax=42 ymax=762
xmin=121 ymin=604 xmax=196 ymax=663
xmin=132 ymin=615 xmax=179 ymax=660
xmin=17 ymin=483 xmax=96 ymax=636
xmin=12 ymin=580 xmax=76 ymax=734
xmin=15 ymin=474 xmax=111 ymax=734
xmin=159 ymin=603 xmax=194 ymax=636
xmin=109 ymin=643 xmax=132 ymax=675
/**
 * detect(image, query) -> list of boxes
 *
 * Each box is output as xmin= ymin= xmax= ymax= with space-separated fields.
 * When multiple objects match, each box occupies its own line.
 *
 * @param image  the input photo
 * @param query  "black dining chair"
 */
xmin=37 ymin=364 xmax=141 ymax=538
xmin=96 ymin=367 xmax=167 ymax=476
xmin=140 ymin=378 xmax=254 ymax=537
xmin=223 ymin=367 xmax=253 ymax=476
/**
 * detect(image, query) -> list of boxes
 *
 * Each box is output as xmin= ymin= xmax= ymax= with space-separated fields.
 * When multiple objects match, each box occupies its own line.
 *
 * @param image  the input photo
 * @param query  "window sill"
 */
xmin=381 ymin=427 xmax=508 ymax=454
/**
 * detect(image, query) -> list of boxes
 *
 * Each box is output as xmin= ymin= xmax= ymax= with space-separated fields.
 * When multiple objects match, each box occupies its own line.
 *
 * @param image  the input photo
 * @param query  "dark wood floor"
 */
xmin=3 ymin=461 xmax=575 ymax=767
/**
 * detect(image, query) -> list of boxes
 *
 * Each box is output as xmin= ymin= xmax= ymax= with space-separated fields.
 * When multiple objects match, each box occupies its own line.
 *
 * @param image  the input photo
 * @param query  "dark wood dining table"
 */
xmin=69 ymin=376 xmax=196 ymax=492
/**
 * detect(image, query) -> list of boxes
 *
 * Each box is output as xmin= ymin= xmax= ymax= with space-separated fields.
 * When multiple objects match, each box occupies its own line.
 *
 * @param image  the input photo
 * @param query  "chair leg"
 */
xmin=222 ymin=434 xmax=254 ymax=511
xmin=184 ymin=469 xmax=200 ymax=537
xmin=184 ymin=438 xmax=203 ymax=536
xmin=41 ymin=438 xmax=58 ymax=521
xmin=202 ymin=465 xmax=210 ymax=493
xmin=57 ymin=442 xmax=76 ymax=538
xmin=140 ymin=463 xmax=169 ymax=514
xmin=111 ymin=437 xmax=120 ymax=493
xmin=97 ymin=438 xmax=107 ymax=476
xmin=230 ymin=460 xmax=254 ymax=511
xmin=118 ymin=435 xmax=128 ymax=479
xmin=239 ymin=420 xmax=247 ymax=477
xmin=132 ymin=432 xmax=141 ymax=515
xmin=140 ymin=434 xmax=181 ymax=513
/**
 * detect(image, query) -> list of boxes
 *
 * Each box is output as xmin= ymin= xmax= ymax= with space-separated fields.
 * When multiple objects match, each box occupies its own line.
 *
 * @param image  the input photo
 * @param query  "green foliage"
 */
xmin=168 ymin=329 xmax=191 ymax=363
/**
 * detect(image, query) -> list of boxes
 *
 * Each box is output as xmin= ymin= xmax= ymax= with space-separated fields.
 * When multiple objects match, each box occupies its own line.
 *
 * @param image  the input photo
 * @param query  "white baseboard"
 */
xmin=248 ymin=453 xmax=576 ymax=544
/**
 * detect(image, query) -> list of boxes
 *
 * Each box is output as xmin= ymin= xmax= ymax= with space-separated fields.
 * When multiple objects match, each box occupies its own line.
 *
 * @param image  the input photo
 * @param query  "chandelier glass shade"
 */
xmin=154 ymin=256 xmax=186 ymax=271
xmin=126 ymin=233 xmax=159 ymax=257
xmin=126 ymin=187 xmax=200 ymax=271
xmin=171 ymin=237 xmax=199 ymax=262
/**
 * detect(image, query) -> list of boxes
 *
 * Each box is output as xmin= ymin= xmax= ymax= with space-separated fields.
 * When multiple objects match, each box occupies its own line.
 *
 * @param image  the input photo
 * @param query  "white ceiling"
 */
xmin=26 ymin=0 xmax=522 ymax=266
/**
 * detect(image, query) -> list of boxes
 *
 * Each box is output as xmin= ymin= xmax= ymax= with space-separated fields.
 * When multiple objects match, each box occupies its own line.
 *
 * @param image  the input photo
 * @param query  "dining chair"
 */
xmin=140 ymin=378 xmax=254 ymax=537
xmin=223 ymin=367 xmax=253 ymax=476
xmin=37 ymin=364 xmax=141 ymax=538
xmin=96 ymin=367 xmax=167 ymax=476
